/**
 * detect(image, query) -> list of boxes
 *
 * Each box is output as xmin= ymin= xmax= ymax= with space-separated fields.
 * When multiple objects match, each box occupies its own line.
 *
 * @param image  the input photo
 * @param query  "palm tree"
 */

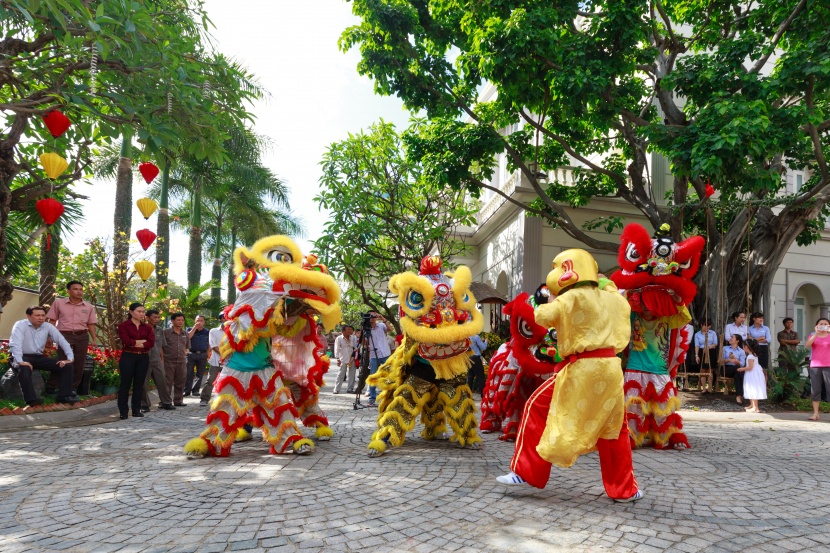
xmin=4 ymin=196 xmax=84 ymax=306
xmin=165 ymin=125 xmax=296 ymax=291
xmin=172 ymin=186 xmax=304 ymax=302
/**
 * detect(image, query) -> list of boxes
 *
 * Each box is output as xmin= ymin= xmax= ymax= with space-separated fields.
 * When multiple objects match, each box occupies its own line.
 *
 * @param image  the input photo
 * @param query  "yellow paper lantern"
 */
xmin=39 ymin=152 xmax=69 ymax=180
xmin=134 ymin=260 xmax=155 ymax=281
xmin=136 ymin=197 xmax=158 ymax=219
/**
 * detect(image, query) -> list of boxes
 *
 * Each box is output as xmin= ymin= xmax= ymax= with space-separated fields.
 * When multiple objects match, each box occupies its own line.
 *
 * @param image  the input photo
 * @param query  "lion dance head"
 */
xmin=389 ymin=256 xmax=483 ymax=379
xmin=610 ymin=223 xmax=704 ymax=317
xmin=222 ymin=235 xmax=341 ymax=356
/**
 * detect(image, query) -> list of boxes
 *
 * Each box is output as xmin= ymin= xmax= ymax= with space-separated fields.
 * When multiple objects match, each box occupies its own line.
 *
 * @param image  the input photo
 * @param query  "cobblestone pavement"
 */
xmin=1 ymin=384 xmax=829 ymax=553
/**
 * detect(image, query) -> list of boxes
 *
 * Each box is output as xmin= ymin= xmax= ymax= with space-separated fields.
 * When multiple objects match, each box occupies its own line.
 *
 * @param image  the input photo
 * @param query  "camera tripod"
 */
xmin=353 ymin=322 xmax=381 ymax=410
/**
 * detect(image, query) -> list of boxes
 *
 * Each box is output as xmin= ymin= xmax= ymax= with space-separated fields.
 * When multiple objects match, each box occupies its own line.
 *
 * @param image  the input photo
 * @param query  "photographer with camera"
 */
xmin=363 ymin=312 xmax=392 ymax=407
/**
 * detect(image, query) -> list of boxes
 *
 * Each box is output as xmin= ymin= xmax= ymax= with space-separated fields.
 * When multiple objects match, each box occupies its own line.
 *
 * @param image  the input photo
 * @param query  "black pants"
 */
xmin=119 ymin=352 xmax=149 ymax=416
xmin=185 ymin=351 xmax=208 ymax=395
xmin=466 ymin=355 xmax=485 ymax=394
xmin=724 ymin=364 xmax=744 ymax=397
xmin=757 ymin=345 xmax=769 ymax=370
xmin=15 ymin=354 xmax=73 ymax=403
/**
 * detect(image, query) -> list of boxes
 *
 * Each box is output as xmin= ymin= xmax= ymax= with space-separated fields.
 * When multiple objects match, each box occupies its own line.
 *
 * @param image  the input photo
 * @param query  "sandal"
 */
xmin=808 ymin=416 xmax=820 ymax=421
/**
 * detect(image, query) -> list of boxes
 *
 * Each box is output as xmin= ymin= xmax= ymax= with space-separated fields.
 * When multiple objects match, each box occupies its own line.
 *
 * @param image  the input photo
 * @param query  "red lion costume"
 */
xmin=610 ymin=223 xmax=704 ymax=449
xmin=480 ymin=288 xmax=557 ymax=441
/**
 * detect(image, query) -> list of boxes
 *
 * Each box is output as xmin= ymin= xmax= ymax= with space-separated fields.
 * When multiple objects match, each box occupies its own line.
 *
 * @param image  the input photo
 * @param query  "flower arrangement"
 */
xmin=0 ymin=341 xmax=10 ymax=370
xmin=89 ymin=345 xmax=121 ymax=387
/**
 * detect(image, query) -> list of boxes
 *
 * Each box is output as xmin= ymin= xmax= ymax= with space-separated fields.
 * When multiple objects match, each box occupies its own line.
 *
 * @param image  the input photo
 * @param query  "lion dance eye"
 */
xmin=406 ymin=290 xmax=425 ymax=310
xmin=267 ymin=249 xmax=293 ymax=263
xmin=518 ymin=318 xmax=534 ymax=339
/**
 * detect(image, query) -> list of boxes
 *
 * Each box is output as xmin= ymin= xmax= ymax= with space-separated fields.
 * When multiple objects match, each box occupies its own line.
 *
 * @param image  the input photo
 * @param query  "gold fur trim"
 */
xmin=429 ymin=352 xmax=473 ymax=380
xmin=292 ymin=438 xmax=315 ymax=452
xmin=184 ymin=437 xmax=209 ymax=457
xmin=368 ymin=439 xmax=388 ymax=454
xmin=625 ymin=395 xmax=682 ymax=417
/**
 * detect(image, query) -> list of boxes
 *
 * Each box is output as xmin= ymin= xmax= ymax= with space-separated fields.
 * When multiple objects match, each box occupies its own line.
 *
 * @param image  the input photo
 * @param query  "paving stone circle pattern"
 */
xmin=1 ymin=384 xmax=829 ymax=552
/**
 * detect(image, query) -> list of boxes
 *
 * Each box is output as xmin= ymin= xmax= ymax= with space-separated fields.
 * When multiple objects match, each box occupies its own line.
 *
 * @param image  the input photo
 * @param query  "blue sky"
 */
xmin=66 ymin=1 xmax=410 ymax=289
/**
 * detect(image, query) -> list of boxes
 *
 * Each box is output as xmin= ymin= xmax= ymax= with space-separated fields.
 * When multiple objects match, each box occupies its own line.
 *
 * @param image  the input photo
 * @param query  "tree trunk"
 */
xmin=38 ymin=226 xmax=60 ymax=308
xmin=211 ymin=202 xmax=223 ymax=300
xmin=0 ymin=113 xmax=29 ymax=305
xmin=227 ymin=225 xmax=237 ymax=304
xmin=156 ymin=157 xmax=170 ymax=287
xmin=113 ymin=132 xmax=133 ymax=305
xmin=187 ymin=186 xmax=202 ymax=289
xmin=693 ymin=205 xmax=814 ymax=332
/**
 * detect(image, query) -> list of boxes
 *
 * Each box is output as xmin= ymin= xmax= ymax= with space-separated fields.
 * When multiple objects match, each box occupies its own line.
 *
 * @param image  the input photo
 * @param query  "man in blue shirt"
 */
xmin=185 ymin=315 xmax=210 ymax=396
xmin=466 ymin=333 xmax=488 ymax=394
xmin=9 ymin=306 xmax=80 ymax=406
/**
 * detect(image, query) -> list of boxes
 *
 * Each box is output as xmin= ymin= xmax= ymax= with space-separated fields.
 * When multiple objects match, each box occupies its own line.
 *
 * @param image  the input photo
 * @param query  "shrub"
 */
xmin=769 ymin=347 xmax=809 ymax=403
xmin=89 ymin=345 xmax=121 ymax=387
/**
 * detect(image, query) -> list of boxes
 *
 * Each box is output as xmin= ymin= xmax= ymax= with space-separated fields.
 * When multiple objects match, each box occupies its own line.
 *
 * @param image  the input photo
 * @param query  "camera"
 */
xmin=819 ymin=325 xmax=830 ymax=332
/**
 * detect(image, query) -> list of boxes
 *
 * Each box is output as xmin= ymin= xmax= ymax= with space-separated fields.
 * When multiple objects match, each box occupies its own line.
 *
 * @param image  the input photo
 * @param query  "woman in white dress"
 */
xmin=739 ymin=339 xmax=767 ymax=413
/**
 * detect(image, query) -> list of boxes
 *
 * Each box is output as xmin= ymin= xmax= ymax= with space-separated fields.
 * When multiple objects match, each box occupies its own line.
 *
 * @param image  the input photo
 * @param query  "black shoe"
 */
xmin=140 ymin=407 xmax=151 ymax=413
xmin=120 ymin=414 xmax=128 ymax=420
xmin=182 ymin=392 xmax=191 ymax=397
xmin=132 ymin=412 xmax=144 ymax=418
xmin=26 ymin=398 xmax=44 ymax=407
xmin=174 ymin=403 xmax=186 ymax=407
xmin=159 ymin=404 xmax=176 ymax=410
xmin=56 ymin=394 xmax=81 ymax=404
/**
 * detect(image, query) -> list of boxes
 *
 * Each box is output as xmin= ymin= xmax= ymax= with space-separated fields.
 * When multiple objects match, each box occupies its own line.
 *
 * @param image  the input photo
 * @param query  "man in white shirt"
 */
xmin=200 ymin=313 xmax=227 ymax=406
xmin=366 ymin=313 xmax=392 ymax=406
xmin=9 ymin=305 xmax=79 ymax=406
xmin=333 ymin=325 xmax=357 ymax=394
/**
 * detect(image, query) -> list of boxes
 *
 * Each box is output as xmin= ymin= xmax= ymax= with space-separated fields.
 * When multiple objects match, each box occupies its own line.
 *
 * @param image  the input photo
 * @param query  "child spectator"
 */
xmin=739 ymin=339 xmax=766 ymax=413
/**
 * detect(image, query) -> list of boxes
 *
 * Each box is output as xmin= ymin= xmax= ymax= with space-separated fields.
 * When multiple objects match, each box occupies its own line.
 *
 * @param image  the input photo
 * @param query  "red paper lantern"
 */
xmin=136 ymin=228 xmax=157 ymax=251
xmin=138 ymin=162 xmax=160 ymax=184
xmin=705 ymin=181 xmax=715 ymax=198
xmin=35 ymin=198 xmax=64 ymax=250
xmin=42 ymin=110 xmax=71 ymax=138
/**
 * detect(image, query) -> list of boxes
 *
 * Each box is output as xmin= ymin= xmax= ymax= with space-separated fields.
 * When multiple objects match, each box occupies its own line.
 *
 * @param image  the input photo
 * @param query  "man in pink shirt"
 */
xmin=46 ymin=281 xmax=98 ymax=392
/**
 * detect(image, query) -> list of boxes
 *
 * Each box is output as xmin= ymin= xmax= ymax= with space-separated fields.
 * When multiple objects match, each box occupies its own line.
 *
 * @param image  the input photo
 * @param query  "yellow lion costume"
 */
xmin=184 ymin=236 xmax=341 ymax=458
xmin=367 ymin=256 xmax=484 ymax=457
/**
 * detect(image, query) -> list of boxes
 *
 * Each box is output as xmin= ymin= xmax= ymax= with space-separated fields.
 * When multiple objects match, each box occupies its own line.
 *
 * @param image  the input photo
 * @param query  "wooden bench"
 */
xmin=675 ymin=362 xmax=706 ymax=391
xmin=715 ymin=364 xmax=734 ymax=394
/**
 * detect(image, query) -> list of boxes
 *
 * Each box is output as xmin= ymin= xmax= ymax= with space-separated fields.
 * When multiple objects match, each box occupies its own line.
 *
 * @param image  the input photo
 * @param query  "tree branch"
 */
xmin=749 ymin=0 xmax=807 ymax=74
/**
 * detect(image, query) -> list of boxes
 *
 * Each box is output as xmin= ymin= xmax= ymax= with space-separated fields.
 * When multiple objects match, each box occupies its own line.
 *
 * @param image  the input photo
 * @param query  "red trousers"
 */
xmin=510 ymin=376 xmax=639 ymax=499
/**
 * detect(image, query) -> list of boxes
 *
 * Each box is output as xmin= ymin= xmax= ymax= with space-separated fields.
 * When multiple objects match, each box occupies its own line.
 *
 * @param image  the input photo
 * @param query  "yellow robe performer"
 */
xmin=500 ymin=249 xmax=642 ymax=502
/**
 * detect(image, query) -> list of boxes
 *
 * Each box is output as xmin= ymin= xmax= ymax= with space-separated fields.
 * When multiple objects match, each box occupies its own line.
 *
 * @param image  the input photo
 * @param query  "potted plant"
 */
xmin=90 ymin=345 xmax=121 ymax=395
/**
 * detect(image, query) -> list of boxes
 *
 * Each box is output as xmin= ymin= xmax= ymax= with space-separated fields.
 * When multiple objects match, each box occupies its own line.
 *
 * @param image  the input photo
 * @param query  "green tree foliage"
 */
xmin=1 ymin=0 xmax=263 ymax=303
xmin=341 ymin=0 xmax=830 ymax=324
xmin=313 ymin=120 xmax=478 ymax=331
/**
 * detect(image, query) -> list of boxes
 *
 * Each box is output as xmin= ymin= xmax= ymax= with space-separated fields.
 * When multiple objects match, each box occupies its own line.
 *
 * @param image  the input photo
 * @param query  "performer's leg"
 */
xmin=254 ymin=374 xmax=309 ymax=454
xmin=191 ymin=369 xmax=246 ymax=457
xmin=369 ymin=374 xmax=431 ymax=456
xmin=508 ymin=376 xmax=556 ymax=489
xmin=286 ymin=379 xmax=333 ymax=440
xmin=437 ymin=377 xmax=480 ymax=447
xmin=420 ymin=386 xmax=448 ymax=440
xmin=596 ymin=422 xmax=640 ymax=500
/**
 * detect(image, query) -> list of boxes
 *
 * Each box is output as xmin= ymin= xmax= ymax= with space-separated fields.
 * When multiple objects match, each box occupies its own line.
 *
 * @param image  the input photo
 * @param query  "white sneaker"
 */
xmin=496 ymin=471 xmax=526 ymax=485
xmin=614 ymin=490 xmax=644 ymax=503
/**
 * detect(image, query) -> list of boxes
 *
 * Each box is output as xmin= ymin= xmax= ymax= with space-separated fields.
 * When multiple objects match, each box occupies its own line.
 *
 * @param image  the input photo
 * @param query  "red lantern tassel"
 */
xmin=46 ymin=229 xmax=51 ymax=251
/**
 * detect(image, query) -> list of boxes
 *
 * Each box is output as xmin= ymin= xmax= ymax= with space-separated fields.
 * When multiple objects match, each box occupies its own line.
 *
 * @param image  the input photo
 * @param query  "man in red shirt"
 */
xmin=46 ymin=281 xmax=98 ymax=393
